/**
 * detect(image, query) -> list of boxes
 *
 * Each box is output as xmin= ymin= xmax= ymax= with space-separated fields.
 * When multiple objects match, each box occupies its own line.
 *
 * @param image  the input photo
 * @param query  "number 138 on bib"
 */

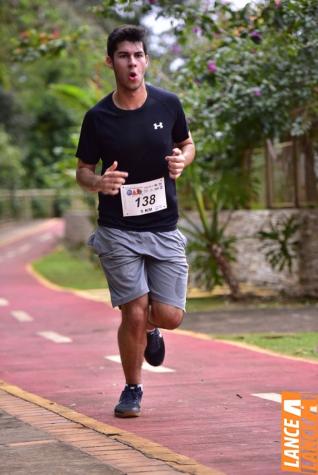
xmin=120 ymin=177 xmax=167 ymax=217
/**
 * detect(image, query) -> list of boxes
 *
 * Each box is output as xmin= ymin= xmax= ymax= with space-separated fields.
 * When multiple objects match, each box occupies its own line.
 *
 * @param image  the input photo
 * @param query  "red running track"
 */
xmin=0 ymin=219 xmax=317 ymax=475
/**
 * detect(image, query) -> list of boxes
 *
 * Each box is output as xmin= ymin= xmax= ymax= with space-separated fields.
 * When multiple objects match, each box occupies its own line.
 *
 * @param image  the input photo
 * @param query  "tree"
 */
xmin=0 ymin=127 xmax=24 ymax=190
xmin=0 ymin=0 xmax=115 ymax=189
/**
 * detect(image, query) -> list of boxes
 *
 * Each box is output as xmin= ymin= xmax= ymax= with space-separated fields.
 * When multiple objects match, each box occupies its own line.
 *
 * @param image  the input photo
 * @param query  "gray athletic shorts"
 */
xmin=88 ymin=226 xmax=188 ymax=310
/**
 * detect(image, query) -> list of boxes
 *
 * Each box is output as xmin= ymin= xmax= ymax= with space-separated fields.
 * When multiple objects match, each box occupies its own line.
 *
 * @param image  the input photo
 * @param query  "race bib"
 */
xmin=120 ymin=177 xmax=167 ymax=217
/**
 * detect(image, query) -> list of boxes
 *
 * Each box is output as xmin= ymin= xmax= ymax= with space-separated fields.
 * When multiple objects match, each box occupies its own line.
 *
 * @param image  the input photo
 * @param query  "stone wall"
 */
xmin=180 ymin=209 xmax=318 ymax=297
xmin=298 ymin=211 xmax=318 ymax=297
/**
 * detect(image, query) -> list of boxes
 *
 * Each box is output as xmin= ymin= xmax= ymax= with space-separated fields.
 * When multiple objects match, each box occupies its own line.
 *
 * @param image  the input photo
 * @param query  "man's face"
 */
xmin=107 ymin=41 xmax=149 ymax=91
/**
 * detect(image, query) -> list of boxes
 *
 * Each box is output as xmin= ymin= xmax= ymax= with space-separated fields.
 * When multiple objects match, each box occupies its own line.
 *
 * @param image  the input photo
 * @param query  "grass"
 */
xmin=32 ymin=247 xmax=106 ymax=290
xmin=216 ymin=333 xmax=318 ymax=360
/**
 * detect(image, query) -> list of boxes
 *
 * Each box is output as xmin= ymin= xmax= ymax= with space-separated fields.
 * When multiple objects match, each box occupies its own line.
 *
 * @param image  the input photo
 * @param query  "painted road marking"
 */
xmin=37 ymin=331 xmax=72 ymax=343
xmin=37 ymin=232 xmax=53 ymax=242
xmin=5 ymin=250 xmax=17 ymax=259
xmin=105 ymin=355 xmax=175 ymax=373
xmin=0 ymin=298 xmax=9 ymax=306
xmin=2 ymin=244 xmax=31 ymax=260
xmin=252 ymin=393 xmax=281 ymax=403
xmin=252 ymin=393 xmax=317 ymax=414
xmin=16 ymin=243 xmax=31 ymax=254
xmin=11 ymin=311 xmax=33 ymax=322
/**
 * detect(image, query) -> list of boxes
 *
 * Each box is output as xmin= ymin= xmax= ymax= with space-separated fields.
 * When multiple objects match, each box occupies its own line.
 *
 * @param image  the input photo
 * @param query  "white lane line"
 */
xmin=5 ymin=250 xmax=17 ymax=259
xmin=252 ymin=393 xmax=318 ymax=416
xmin=11 ymin=310 xmax=33 ymax=322
xmin=37 ymin=331 xmax=72 ymax=343
xmin=37 ymin=232 xmax=53 ymax=242
xmin=0 ymin=298 xmax=9 ymax=306
xmin=16 ymin=243 xmax=31 ymax=254
xmin=252 ymin=393 xmax=282 ymax=403
xmin=2 ymin=244 xmax=31 ymax=259
xmin=105 ymin=355 xmax=175 ymax=373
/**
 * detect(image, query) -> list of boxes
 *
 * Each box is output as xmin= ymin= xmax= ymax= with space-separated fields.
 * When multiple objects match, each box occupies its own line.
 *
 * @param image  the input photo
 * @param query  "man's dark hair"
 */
xmin=107 ymin=25 xmax=148 ymax=59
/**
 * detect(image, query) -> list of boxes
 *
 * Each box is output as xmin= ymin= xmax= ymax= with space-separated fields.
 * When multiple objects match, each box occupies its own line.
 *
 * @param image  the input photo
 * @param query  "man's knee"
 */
xmin=121 ymin=295 xmax=149 ymax=334
xmin=150 ymin=302 xmax=184 ymax=330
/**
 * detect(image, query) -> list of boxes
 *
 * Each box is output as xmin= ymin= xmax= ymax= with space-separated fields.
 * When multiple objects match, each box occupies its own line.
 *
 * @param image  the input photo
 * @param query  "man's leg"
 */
xmin=143 ymin=302 xmax=184 ymax=367
xmin=118 ymin=294 xmax=149 ymax=384
xmin=149 ymin=301 xmax=184 ymax=330
xmin=144 ymin=229 xmax=188 ymax=367
xmin=114 ymin=294 xmax=149 ymax=418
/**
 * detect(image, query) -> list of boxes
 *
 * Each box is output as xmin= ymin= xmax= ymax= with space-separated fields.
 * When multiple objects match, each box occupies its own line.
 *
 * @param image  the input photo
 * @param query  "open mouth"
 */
xmin=129 ymin=72 xmax=137 ymax=80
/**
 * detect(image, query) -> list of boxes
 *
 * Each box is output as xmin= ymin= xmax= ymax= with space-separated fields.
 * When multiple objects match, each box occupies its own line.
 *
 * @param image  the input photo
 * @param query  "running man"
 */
xmin=76 ymin=25 xmax=195 ymax=417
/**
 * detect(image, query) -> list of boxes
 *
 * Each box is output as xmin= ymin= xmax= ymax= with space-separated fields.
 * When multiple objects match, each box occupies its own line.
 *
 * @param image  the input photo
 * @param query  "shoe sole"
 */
xmin=144 ymin=359 xmax=164 ymax=367
xmin=114 ymin=410 xmax=141 ymax=418
xmin=144 ymin=338 xmax=165 ymax=367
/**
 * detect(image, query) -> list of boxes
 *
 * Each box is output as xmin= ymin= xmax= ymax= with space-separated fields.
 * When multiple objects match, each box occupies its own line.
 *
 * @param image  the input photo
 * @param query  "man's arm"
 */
xmin=76 ymin=159 xmax=128 ymax=195
xmin=165 ymin=131 xmax=195 ymax=180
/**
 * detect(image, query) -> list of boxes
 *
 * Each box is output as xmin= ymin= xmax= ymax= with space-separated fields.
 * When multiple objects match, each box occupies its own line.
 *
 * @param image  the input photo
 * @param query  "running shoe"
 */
xmin=144 ymin=328 xmax=165 ymax=366
xmin=114 ymin=385 xmax=143 ymax=418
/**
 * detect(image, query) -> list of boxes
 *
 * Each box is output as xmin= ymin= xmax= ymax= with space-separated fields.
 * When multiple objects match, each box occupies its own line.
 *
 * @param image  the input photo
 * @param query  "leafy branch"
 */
xmin=256 ymin=214 xmax=300 ymax=273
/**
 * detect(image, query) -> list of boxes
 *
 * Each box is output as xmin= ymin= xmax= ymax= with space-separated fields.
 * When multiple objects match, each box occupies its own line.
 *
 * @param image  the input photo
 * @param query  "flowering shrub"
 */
xmin=94 ymin=0 xmax=318 ymax=294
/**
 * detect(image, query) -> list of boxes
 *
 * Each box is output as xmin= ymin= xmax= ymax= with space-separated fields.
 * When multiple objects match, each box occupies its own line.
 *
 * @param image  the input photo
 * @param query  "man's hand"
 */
xmin=165 ymin=148 xmax=186 ymax=180
xmin=96 ymin=161 xmax=128 ymax=195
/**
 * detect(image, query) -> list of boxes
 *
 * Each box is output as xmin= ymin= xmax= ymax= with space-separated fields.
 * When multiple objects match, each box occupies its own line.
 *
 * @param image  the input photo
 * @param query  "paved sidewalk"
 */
xmin=0 ymin=386 xmax=188 ymax=475
xmin=0 ymin=410 xmax=122 ymax=475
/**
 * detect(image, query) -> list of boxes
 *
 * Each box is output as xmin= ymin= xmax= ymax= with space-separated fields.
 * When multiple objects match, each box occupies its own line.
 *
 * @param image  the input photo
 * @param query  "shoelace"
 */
xmin=120 ymin=387 xmax=142 ymax=403
xmin=148 ymin=330 xmax=161 ymax=350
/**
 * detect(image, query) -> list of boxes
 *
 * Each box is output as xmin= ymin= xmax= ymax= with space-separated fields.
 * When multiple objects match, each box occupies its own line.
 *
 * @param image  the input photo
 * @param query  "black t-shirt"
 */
xmin=76 ymin=84 xmax=189 ymax=232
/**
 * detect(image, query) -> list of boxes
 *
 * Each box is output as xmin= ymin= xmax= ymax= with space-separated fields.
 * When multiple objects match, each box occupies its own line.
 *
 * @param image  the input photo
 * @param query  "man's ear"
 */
xmin=105 ymin=56 xmax=113 ymax=69
xmin=145 ymin=54 xmax=150 ymax=69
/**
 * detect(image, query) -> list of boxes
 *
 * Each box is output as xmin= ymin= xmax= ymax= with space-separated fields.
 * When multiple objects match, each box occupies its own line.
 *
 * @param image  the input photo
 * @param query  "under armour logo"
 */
xmin=153 ymin=122 xmax=163 ymax=130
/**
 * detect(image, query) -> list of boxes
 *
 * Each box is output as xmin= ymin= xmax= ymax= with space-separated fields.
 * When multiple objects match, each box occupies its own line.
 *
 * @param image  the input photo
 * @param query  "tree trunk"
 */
xmin=210 ymin=243 xmax=241 ymax=300
xmin=302 ymin=135 xmax=318 ymax=204
xmin=241 ymin=148 xmax=253 ymax=209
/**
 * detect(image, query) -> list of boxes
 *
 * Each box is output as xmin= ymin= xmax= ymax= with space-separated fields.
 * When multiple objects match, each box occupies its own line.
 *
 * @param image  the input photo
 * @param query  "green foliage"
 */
xmin=99 ymin=0 xmax=318 ymax=292
xmin=12 ymin=27 xmax=87 ymax=63
xmin=103 ymin=0 xmax=318 ymax=179
xmin=0 ymin=127 xmax=24 ymax=189
xmin=22 ymin=94 xmax=75 ymax=188
xmin=181 ymin=164 xmax=238 ymax=290
xmin=256 ymin=214 xmax=300 ymax=272
xmin=0 ymin=0 xmax=115 ymax=190
xmin=50 ymin=83 xmax=104 ymax=112
xmin=169 ymin=0 xmax=318 ymax=175
xmin=48 ymin=83 xmax=106 ymax=189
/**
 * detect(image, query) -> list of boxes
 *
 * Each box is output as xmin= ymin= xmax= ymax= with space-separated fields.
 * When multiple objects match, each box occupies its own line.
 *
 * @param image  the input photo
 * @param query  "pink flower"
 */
xmin=207 ymin=60 xmax=217 ymax=73
xmin=192 ymin=26 xmax=202 ymax=37
xmin=274 ymin=0 xmax=281 ymax=7
xmin=253 ymin=87 xmax=262 ymax=97
xmin=171 ymin=44 xmax=182 ymax=55
xmin=250 ymin=30 xmax=262 ymax=44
